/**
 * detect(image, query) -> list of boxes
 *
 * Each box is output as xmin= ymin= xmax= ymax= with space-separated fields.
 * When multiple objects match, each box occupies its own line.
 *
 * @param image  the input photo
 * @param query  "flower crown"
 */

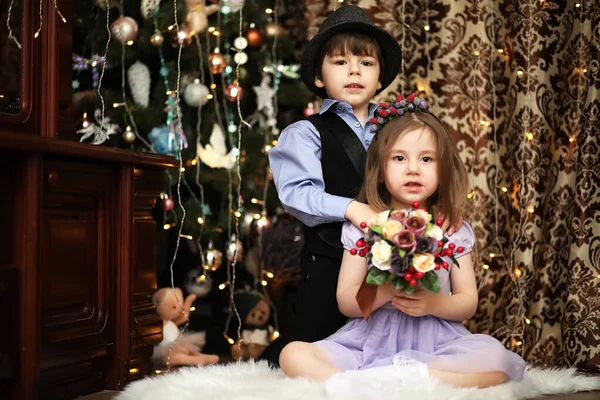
xmin=369 ymin=93 xmax=429 ymax=134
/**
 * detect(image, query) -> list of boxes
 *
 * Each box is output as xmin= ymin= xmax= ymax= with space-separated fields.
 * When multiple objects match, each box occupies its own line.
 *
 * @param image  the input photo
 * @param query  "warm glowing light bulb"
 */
xmin=526 ymin=132 xmax=534 ymax=141
xmin=218 ymin=283 xmax=227 ymax=290
xmin=483 ymin=264 xmax=490 ymax=270
xmin=501 ymin=186 xmax=508 ymax=192
xmin=197 ymin=217 xmax=204 ymax=224
xmin=424 ymin=25 xmax=430 ymax=31
xmin=261 ymin=280 xmax=268 ymax=286
xmin=163 ymin=224 xmax=171 ymax=230
xmin=514 ymin=268 xmax=523 ymax=278
xmin=527 ymin=206 xmax=535 ymax=214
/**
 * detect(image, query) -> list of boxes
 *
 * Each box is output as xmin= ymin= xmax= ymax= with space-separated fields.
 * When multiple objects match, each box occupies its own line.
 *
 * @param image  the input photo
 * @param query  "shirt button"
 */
xmin=365 ymin=140 xmax=371 ymax=146
xmin=354 ymin=122 xmax=361 ymax=128
xmin=309 ymin=255 xmax=316 ymax=263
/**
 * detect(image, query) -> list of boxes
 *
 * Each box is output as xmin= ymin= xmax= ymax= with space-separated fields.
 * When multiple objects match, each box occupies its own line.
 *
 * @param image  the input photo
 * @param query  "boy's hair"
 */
xmin=315 ymin=32 xmax=384 ymax=81
xmin=360 ymin=113 xmax=468 ymax=225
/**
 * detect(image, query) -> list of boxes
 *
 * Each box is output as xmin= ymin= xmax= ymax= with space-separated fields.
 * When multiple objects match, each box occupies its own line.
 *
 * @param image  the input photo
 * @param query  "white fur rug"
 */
xmin=116 ymin=361 xmax=600 ymax=400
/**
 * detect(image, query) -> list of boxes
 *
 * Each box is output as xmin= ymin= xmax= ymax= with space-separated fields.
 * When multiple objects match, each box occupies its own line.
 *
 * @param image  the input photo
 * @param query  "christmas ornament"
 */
xmin=225 ymin=83 xmax=243 ymax=102
xmin=162 ymin=197 xmax=175 ymax=211
xmin=171 ymin=25 xmax=192 ymax=47
xmin=127 ymin=61 xmax=150 ymax=107
xmin=122 ymin=125 xmax=136 ymax=143
xmin=256 ymin=214 xmax=272 ymax=233
xmin=148 ymin=124 xmax=183 ymax=156
xmin=150 ymin=31 xmax=164 ymax=46
xmin=246 ymin=28 xmax=262 ymax=48
xmin=197 ymin=124 xmax=237 ymax=169
xmin=185 ymin=0 xmax=219 ymax=34
xmin=247 ymin=73 xmax=276 ymax=133
xmin=233 ymin=51 xmax=248 ymax=65
xmin=77 ymin=112 xmax=91 ymax=130
xmin=183 ymin=80 xmax=210 ymax=107
xmin=140 ymin=0 xmax=161 ymax=19
xmin=204 ymin=241 xmax=223 ymax=271
xmin=77 ymin=109 xmax=119 ymax=145
xmin=208 ymin=49 xmax=226 ymax=74
xmin=233 ymin=36 xmax=248 ymax=50
xmin=110 ymin=16 xmax=138 ymax=44
xmin=303 ymin=102 xmax=316 ymax=117
xmin=226 ymin=234 xmax=243 ymax=262
xmin=184 ymin=269 xmax=213 ymax=298
xmin=228 ymin=0 xmax=245 ymax=13
xmin=265 ymin=23 xmax=281 ymax=37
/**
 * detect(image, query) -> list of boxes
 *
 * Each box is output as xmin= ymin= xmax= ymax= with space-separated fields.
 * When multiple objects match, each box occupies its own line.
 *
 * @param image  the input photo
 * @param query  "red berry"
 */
xmin=396 ymin=95 xmax=404 ymax=102
xmin=360 ymin=221 xmax=367 ymax=229
xmin=379 ymin=102 xmax=389 ymax=109
xmin=408 ymin=266 xmax=415 ymax=272
xmin=415 ymin=272 xmax=424 ymax=279
xmin=440 ymin=249 xmax=448 ymax=257
xmin=442 ymin=261 xmax=449 ymax=269
xmin=369 ymin=117 xmax=377 ymax=124
xmin=379 ymin=110 xmax=389 ymax=118
xmin=409 ymin=279 xmax=417 ymax=287
xmin=356 ymin=239 xmax=366 ymax=248
xmin=364 ymin=246 xmax=370 ymax=253
xmin=448 ymin=243 xmax=456 ymax=250
xmin=350 ymin=248 xmax=358 ymax=255
xmin=407 ymin=93 xmax=416 ymax=103
xmin=436 ymin=218 xmax=443 ymax=227
xmin=389 ymin=107 xmax=398 ymax=115
xmin=434 ymin=264 xmax=441 ymax=270
xmin=412 ymin=201 xmax=420 ymax=209
xmin=434 ymin=252 xmax=440 ymax=258
xmin=437 ymin=241 xmax=444 ymax=248
xmin=457 ymin=246 xmax=465 ymax=253
xmin=358 ymin=249 xmax=366 ymax=257
xmin=404 ymin=272 xmax=413 ymax=281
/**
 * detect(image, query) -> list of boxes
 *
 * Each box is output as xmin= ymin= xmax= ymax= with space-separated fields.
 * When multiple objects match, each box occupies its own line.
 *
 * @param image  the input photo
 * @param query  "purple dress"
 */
xmin=315 ymin=221 xmax=527 ymax=381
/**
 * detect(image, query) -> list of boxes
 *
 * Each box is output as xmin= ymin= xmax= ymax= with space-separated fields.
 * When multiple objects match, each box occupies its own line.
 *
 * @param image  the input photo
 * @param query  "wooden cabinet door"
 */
xmin=38 ymin=158 xmax=117 ymax=399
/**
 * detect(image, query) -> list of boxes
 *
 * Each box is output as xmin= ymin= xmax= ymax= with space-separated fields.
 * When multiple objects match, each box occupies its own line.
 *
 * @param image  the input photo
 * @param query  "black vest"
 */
xmin=303 ymin=112 xmax=366 ymax=260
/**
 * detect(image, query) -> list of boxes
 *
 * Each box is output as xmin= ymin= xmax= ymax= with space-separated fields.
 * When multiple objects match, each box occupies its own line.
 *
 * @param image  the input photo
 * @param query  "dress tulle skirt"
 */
xmin=315 ymin=305 xmax=527 ymax=381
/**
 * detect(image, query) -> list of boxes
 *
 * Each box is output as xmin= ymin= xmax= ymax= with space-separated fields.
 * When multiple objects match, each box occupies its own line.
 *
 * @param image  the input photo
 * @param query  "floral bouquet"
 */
xmin=353 ymin=201 xmax=464 ymax=320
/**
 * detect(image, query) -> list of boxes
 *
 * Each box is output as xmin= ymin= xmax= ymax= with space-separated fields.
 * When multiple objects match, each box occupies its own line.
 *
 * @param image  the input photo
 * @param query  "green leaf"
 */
xmin=451 ymin=256 xmax=461 ymax=268
xmin=371 ymin=225 xmax=383 ymax=235
xmin=403 ymin=284 xmax=417 ymax=295
xmin=366 ymin=268 xmax=389 ymax=285
xmin=398 ymin=249 xmax=406 ymax=257
xmin=391 ymin=277 xmax=404 ymax=290
xmin=422 ymin=271 xmax=441 ymax=293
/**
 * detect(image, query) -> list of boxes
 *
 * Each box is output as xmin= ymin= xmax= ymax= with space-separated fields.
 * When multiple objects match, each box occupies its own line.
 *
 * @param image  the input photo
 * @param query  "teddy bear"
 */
xmin=152 ymin=287 xmax=220 ymax=367
xmin=230 ymin=291 xmax=274 ymax=360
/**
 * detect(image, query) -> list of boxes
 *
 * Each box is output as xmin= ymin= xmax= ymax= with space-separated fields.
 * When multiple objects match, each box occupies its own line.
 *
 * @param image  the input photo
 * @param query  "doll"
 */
xmin=152 ymin=287 xmax=219 ymax=367
xmin=231 ymin=291 xmax=274 ymax=360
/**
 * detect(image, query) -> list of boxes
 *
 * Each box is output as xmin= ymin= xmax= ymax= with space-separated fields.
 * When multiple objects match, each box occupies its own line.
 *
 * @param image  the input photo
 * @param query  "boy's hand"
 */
xmin=436 ymin=213 xmax=462 ymax=236
xmin=345 ymin=201 xmax=377 ymax=232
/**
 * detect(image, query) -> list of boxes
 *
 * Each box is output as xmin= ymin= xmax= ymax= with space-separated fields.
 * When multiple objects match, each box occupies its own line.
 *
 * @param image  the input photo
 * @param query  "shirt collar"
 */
xmin=319 ymin=99 xmax=378 ymax=118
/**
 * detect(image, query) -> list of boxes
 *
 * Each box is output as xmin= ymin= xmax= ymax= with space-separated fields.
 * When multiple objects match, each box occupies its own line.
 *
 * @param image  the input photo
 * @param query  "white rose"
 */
xmin=370 ymin=210 xmax=391 ymax=227
xmin=413 ymin=253 xmax=436 ymax=273
xmin=409 ymin=209 xmax=432 ymax=222
xmin=382 ymin=220 xmax=402 ymax=240
xmin=371 ymin=240 xmax=392 ymax=270
xmin=424 ymin=225 xmax=444 ymax=240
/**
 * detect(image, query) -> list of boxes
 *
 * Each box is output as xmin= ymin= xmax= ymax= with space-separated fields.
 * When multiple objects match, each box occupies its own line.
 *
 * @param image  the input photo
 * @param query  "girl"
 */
xmin=279 ymin=97 xmax=527 ymax=391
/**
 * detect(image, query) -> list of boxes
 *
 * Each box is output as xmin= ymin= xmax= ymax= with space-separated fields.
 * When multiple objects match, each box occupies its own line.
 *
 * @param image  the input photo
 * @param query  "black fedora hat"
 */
xmin=301 ymin=5 xmax=402 ymax=99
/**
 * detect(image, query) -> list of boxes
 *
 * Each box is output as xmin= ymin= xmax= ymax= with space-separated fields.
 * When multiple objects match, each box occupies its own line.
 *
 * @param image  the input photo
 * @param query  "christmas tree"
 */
xmin=72 ymin=0 xmax=311 ymax=354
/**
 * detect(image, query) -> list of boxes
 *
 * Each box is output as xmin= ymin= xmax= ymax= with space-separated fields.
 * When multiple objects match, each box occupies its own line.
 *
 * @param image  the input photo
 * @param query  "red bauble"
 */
xmin=162 ymin=198 xmax=174 ymax=211
xmin=246 ymin=28 xmax=263 ymax=47
xmin=409 ymin=279 xmax=417 ymax=287
xmin=442 ymin=261 xmax=449 ymax=269
xmin=448 ymin=243 xmax=456 ymax=250
xmin=434 ymin=264 xmax=441 ymax=270
xmin=436 ymin=218 xmax=443 ymax=226
xmin=412 ymin=201 xmax=420 ymax=209
xmin=349 ymin=248 xmax=357 ymax=256
xmin=457 ymin=246 xmax=465 ymax=253
xmin=358 ymin=249 xmax=366 ymax=257
xmin=356 ymin=239 xmax=365 ymax=248
xmin=404 ymin=272 xmax=413 ymax=281
xmin=208 ymin=51 xmax=227 ymax=75
xmin=360 ymin=221 xmax=367 ymax=229
xmin=415 ymin=271 xmax=424 ymax=279
xmin=437 ymin=240 xmax=444 ymax=248
xmin=303 ymin=104 xmax=316 ymax=117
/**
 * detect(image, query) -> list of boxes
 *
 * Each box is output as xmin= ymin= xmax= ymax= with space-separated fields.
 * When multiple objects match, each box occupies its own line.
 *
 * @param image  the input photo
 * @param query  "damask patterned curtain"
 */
xmin=302 ymin=0 xmax=599 ymax=371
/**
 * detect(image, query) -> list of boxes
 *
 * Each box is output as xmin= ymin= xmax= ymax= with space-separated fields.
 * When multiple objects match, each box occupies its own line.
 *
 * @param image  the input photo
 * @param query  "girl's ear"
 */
xmin=315 ymin=76 xmax=325 ymax=88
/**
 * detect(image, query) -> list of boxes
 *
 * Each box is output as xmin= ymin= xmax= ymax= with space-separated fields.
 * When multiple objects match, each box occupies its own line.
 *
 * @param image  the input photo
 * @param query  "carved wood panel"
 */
xmin=38 ymin=158 xmax=117 ymax=397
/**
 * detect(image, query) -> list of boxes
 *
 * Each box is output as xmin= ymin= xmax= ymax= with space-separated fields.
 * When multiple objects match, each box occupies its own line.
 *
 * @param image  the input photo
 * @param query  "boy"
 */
xmin=263 ymin=5 xmax=402 ymax=366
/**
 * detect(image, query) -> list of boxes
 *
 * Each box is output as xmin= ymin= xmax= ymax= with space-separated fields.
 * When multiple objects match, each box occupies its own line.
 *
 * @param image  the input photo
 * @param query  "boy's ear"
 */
xmin=314 ymin=76 xmax=325 ymax=88
xmin=377 ymin=81 xmax=382 ymax=90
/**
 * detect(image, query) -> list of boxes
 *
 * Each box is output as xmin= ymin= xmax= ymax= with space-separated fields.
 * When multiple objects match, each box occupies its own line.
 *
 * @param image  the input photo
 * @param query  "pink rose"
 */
xmin=390 ymin=209 xmax=408 ymax=223
xmin=393 ymin=230 xmax=416 ymax=255
xmin=404 ymin=215 xmax=427 ymax=236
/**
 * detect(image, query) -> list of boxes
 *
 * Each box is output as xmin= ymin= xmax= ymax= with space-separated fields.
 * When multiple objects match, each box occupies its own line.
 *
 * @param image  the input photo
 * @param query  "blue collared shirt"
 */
xmin=268 ymin=99 xmax=378 ymax=227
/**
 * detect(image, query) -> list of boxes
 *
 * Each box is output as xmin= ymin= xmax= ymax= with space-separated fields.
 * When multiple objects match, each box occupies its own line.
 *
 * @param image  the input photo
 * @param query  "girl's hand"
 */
xmin=436 ymin=213 xmax=462 ymax=236
xmin=391 ymin=289 xmax=438 ymax=317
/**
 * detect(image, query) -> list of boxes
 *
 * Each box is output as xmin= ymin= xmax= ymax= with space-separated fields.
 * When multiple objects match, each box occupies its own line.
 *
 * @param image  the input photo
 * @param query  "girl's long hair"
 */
xmin=360 ymin=112 xmax=468 ymax=225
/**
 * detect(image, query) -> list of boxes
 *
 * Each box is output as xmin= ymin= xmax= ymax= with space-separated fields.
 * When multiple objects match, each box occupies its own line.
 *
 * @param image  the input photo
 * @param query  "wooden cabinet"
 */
xmin=0 ymin=1 xmax=177 ymax=399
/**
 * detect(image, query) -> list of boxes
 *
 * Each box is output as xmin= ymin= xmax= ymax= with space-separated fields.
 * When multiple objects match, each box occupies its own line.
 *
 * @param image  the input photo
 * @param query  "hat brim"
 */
xmin=301 ymin=21 xmax=402 ymax=99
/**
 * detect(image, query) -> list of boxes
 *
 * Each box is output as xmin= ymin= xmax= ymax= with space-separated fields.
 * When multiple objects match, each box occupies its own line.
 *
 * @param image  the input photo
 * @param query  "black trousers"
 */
xmin=260 ymin=249 xmax=347 ymax=366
